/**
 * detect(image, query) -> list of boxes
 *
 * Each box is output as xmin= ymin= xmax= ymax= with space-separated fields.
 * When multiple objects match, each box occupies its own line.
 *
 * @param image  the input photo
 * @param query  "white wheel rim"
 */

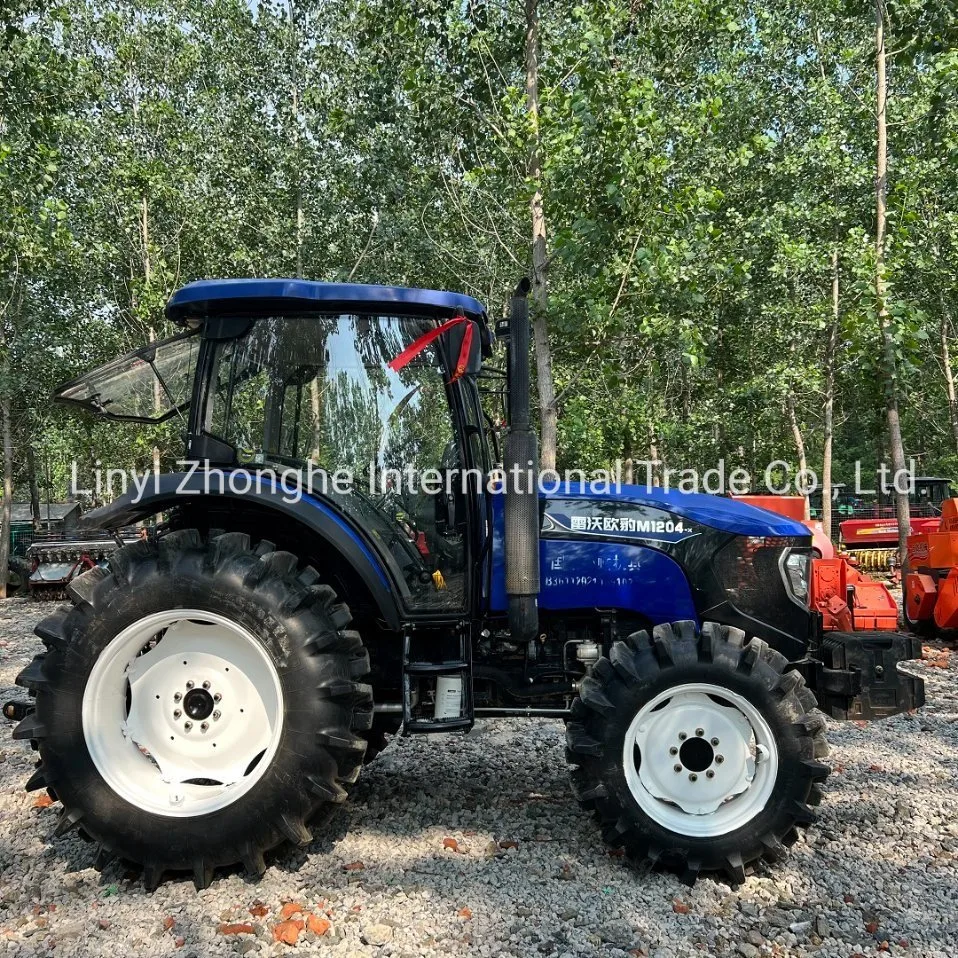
xmin=82 ymin=610 xmax=284 ymax=818
xmin=622 ymin=682 xmax=779 ymax=838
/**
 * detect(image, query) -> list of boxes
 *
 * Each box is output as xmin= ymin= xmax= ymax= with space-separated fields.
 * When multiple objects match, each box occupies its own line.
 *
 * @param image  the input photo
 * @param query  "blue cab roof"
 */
xmin=166 ymin=279 xmax=487 ymax=323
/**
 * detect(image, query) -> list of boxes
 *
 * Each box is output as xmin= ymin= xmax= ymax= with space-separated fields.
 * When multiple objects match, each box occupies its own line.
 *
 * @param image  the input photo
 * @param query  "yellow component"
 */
xmin=432 ymin=569 xmax=447 ymax=591
xmin=845 ymin=548 xmax=896 ymax=571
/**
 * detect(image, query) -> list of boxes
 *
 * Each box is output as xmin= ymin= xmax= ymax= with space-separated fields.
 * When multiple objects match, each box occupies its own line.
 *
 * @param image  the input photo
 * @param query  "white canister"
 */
xmin=433 ymin=675 xmax=463 ymax=720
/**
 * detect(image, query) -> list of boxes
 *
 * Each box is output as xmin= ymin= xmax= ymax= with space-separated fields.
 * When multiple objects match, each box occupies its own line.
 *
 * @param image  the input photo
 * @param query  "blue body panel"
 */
xmin=487 ymin=484 xmax=808 ymax=622
xmin=553 ymin=482 xmax=809 ymax=538
xmin=283 ymin=486 xmax=391 ymax=591
xmin=166 ymin=279 xmax=487 ymax=323
xmin=489 ymin=492 xmax=698 ymax=622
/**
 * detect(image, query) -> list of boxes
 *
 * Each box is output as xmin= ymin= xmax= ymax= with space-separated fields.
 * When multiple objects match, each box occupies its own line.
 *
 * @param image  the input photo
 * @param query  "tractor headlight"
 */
xmin=781 ymin=550 xmax=810 ymax=603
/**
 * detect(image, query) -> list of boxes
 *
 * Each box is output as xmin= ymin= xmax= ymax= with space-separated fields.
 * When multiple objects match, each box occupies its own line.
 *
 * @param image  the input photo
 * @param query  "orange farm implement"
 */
xmin=734 ymin=495 xmax=898 ymax=632
xmin=904 ymin=497 xmax=958 ymax=635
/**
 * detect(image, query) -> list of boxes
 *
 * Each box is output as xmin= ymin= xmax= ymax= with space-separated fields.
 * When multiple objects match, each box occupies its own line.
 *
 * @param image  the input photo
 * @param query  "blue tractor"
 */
xmin=13 ymin=279 xmax=923 ymax=889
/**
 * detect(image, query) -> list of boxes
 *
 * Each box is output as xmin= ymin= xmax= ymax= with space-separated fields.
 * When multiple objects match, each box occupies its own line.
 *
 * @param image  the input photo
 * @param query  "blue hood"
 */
xmin=549 ymin=483 xmax=809 ymax=538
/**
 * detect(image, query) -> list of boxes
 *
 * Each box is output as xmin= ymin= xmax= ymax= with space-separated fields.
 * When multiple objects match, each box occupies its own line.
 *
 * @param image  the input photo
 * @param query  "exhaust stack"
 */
xmin=503 ymin=278 xmax=540 ymax=643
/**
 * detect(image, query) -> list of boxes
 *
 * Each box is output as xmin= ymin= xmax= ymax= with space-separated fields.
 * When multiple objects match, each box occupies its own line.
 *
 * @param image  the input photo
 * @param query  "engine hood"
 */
xmin=547 ymin=483 xmax=810 ymax=538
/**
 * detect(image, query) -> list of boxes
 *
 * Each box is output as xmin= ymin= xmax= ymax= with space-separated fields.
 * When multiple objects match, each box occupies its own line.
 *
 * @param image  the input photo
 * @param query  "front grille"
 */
xmin=712 ymin=536 xmax=807 ymax=635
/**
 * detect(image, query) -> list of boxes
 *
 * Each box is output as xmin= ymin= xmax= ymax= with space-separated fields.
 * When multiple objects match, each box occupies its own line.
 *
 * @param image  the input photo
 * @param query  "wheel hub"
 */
xmin=82 ymin=611 xmax=284 ymax=818
xmin=183 ymin=687 xmax=215 ymax=721
xmin=623 ymin=683 xmax=779 ymax=837
xmin=679 ymin=735 xmax=714 ymax=772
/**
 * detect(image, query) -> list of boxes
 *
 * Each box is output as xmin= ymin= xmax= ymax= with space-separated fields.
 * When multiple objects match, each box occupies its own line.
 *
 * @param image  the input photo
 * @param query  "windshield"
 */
xmin=55 ymin=331 xmax=199 ymax=423
xmin=207 ymin=314 xmax=466 ymax=608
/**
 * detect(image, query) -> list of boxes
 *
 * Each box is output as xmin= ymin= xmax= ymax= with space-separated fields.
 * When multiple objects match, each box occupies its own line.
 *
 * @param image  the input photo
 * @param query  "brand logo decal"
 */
xmin=567 ymin=515 xmax=686 ymax=535
xmin=542 ymin=508 xmax=698 ymax=543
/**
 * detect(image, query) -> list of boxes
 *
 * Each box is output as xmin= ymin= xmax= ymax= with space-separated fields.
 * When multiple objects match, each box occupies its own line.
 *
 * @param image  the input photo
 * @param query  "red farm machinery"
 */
xmin=734 ymin=495 xmax=899 ymax=633
xmin=903 ymin=497 xmax=958 ymax=636
xmin=828 ymin=477 xmax=951 ymax=571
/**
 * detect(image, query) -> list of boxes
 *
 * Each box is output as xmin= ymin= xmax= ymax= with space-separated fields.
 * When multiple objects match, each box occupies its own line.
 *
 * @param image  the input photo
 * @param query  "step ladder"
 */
xmin=401 ymin=627 xmax=474 ymax=734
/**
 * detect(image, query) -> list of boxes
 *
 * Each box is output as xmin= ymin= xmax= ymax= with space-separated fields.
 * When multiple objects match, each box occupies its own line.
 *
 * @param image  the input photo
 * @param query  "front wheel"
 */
xmin=566 ymin=621 xmax=829 ymax=885
xmin=14 ymin=530 xmax=373 ymax=890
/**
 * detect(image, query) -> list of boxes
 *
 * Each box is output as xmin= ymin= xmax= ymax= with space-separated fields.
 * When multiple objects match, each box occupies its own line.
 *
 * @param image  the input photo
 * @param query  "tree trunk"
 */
xmin=141 ymin=194 xmax=151 ymax=284
xmin=787 ymin=393 xmax=810 ymax=519
xmin=822 ymin=249 xmax=839 ymax=541
xmin=288 ymin=0 xmax=304 ymax=279
xmin=875 ymin=0 xmax=911 ymax=565
xmin=713 ymin=328 xmax=724 ymax=450
xmin=622 ymin=428 xmax=634 ymax=485
xmin=0 ymin=397 xmax=12 ymax=599
xmin=293 ymin=84 xmax=303 ymax=279
xmin=648 ymin=422 xmax=660 ymax=487
xmin=524 ymin=0 xmax=558 ymax=470
xmin=941 ymin=310 xmax=958 ymax=454
xmin=25 ymin=439 xmax=41 ymax=530
xmin=310 ymin=380 xmax=322 ymax=462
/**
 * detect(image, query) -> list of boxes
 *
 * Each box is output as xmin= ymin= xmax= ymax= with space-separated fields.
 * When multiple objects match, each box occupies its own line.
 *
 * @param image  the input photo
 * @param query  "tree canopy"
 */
xmin=3 ymin=0 xmax=958 ymax=525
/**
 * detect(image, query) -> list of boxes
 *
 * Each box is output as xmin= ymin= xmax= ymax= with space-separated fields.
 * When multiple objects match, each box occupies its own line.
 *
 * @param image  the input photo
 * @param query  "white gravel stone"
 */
xmin=1 ymin=598 xmax=957 ymax=956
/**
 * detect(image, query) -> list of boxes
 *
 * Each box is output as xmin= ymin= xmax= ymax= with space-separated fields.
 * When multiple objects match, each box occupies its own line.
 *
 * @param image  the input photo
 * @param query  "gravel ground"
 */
xmin=2 ymin=598 xmax=958 ymax=958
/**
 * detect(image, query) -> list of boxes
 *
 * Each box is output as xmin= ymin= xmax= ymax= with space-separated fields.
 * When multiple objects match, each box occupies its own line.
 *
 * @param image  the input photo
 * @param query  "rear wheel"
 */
xmin=14 ymin=529 xmax=373 ymax=890
xmin=566 ymin=621 xmax=829 ymax=885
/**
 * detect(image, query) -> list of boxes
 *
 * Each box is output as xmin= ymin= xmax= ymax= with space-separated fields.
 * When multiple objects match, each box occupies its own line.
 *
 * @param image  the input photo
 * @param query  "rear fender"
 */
xmin=79 ymin=472 xmax=400 ymax=629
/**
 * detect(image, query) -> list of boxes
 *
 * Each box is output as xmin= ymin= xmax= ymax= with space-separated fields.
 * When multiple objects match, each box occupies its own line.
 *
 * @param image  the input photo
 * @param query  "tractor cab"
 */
xmin=55 ymin=281 xmax=497 ymax=614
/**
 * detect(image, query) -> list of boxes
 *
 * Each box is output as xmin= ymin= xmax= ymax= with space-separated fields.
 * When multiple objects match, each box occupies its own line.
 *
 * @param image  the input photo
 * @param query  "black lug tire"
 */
xmin=566 ymin=620 xmax=829 ymax=886
xmin=7 ymin=557 xmax=31 ymax=596
xmin=902 ymin=592 xmax=935 ymax=637
xmin=13 ymin=529 xmax=373 ymax=891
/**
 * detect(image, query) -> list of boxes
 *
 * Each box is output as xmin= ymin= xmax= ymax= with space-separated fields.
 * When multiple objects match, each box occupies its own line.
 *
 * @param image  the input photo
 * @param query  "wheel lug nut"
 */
xmin=706 ymin=770 xmax=715 ymax=779
xmin=213 ymin=693 xmax=222 ymax=702
xmin=185 ymin=680 xmax=194 ymax=690
xmin=184 ymin=721 xmax=193 ymax=731
xmin=715 ymin=754 xmax=724 ymax=764
xmin=173 ymin=709 xmax=182 ymax=719
xmin=173 ymin=692 xmax=182 ymax=702
xmin=673 ymin=764 xmax=682 ymax=773
xmin=669 ymin=746 xmax=678 ymax=756
xmin=200 ymin=722 xmax=209 ymax=732
xmin=212 ymin=710 xmax=221 ymax=720
xmin=202 ymin=680 xmax=211 ymax=689
xmin=711 ymin=737 xmax=719 ymax=746
xmin=695 ymin=728 xmax=704 ymax=737
xmin=678 ymin=732 xmax=687 ymax=740
xmin=689 ymin=773 xmax=698 ymax=782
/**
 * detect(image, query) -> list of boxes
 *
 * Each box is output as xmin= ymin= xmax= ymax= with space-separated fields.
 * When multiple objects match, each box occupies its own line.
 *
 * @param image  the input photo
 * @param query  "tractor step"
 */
xmin=401 ymin=630 xmax=474 ymax=734
xmin=404 ymin=660 xmax=470 ymax=675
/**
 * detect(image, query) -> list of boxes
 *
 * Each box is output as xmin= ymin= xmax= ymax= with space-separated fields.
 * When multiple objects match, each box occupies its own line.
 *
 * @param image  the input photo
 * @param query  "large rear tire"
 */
xmin=13 ymin=529 xmax=373 ymax=890
xmin=566 ymin=621 xmax=829 ymax=885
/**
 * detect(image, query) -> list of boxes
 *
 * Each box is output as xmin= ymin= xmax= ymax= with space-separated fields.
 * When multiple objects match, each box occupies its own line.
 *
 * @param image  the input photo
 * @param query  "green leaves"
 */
xmin=1 ymin=0 xmax=957 ymax=497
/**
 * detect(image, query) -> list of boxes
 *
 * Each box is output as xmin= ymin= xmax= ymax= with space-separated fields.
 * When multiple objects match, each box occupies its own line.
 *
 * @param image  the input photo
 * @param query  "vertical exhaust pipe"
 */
xmin=504 ymin=278 xmax=539 ymax=643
